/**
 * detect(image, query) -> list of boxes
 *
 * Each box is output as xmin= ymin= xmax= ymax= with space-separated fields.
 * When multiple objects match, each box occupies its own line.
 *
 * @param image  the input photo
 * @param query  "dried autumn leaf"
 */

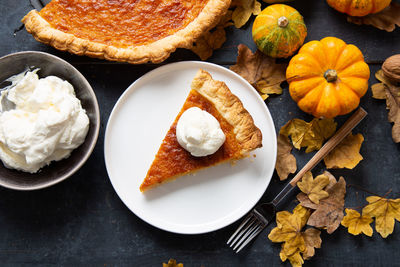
xmin=280 ymin=118 xmax=337 ymax=153
xmin=297 ymin=173 xmax=346 ymax=234
xmin=190 ymin=11 xmax=233 ymax=60
xmin=302 ymin=228 xmax=322 ymax=260
xmin=276 ymin=134 xmax=297 ymax=181
xmin=280 ymin=249 xmax=304 ymax=267
xmin=362 ymin=196 xmax=400 ymax=238
xmin=231 ymin=0 xmax=261 ymax=28
xmin=163 ymin=259 xmax=184 ymax=267
xmin=297 ymin=172 xmax=330 ymax=205
xmin=324 ymin=133 xmax=364 ymax=169
xmin=347 ymin=2 xmax=400 ymax=32
xmin=371 ymin=83 xmax=387 ymax=100
xmin=341 ymin=208 xmax=373 ymax=237
xmin=230 ymin=44 xmax=287 ymax=100
xmin=373 ymin=69 xmax=400 ymax=143
xmin=376 ymin=69 xmax=394 ymax=85
xmin=268 ymin=204 xmax=311 ymax=256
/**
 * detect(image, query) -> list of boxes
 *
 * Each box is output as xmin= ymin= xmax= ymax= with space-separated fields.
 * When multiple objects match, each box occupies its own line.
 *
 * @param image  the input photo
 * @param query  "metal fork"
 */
xmin=227 ymin=107 xmax=367 ymax=253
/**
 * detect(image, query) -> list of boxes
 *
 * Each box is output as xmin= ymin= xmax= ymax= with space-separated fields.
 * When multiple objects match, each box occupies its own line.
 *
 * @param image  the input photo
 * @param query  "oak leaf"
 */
xmin=231 ymin=0 xmax=261 ymax=28
xmin=190 ymin=11 xmax=233 ymax=60
xmin=230 ymin=44 xmax=287 ymax=100
xmin=298 ymin=173 xmax=346 ymax=234
xmin=280 ymin=118 xmax=337 ymax=153
xmin=276 ymin=134 xmax=297 ymax=181
xmin=372 ymin=69 xmax=400 ymax=143
xmin=163 ymin=259 xmax=183 ymax=267
xmin=341 ymin=208 xmax=373 ymax=237
xmin=268 ymin=204 xmax=311 ymax=256
xmin=297 ymin=172 xmax=330 ymax=205
xmin=347 ymin=2 xmax=400 ymax=32
xmin=323 ymin=133 xmax=364 ymax=169
xmin=362 ymin=196 xmax=400 ymax=238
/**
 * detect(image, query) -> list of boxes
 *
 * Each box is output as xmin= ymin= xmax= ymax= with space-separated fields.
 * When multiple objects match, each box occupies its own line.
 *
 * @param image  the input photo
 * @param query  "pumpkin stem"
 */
xmin=278 ymin=16 xmax=289 ymax=28
xmin=324 ymin=69 xmax=338 ymax=82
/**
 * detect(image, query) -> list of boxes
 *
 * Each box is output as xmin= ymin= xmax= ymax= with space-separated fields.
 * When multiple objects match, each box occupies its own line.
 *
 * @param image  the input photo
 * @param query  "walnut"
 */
xmin=382 ymin=55 xmax=400 ymax=83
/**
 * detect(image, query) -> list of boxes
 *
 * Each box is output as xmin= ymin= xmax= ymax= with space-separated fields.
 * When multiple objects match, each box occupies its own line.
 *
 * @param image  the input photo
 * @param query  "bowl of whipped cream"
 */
xmin=0 ymin=51 xmax=100 ymax=190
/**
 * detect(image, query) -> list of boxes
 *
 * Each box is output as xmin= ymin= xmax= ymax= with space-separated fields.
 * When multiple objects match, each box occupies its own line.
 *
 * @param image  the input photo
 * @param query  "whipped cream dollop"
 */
xmin=0 ymin=69 xmax=89 ymax=173
xmin=176 ymin=107 xmax=226 ymax=157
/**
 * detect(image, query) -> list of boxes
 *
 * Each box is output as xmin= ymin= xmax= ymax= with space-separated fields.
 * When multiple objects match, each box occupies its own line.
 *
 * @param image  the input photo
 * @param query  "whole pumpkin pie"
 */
xmin=21 ymin=0 xmax=230 ymax=64
xmin=140 ymin=69 xmax=262 ymax=192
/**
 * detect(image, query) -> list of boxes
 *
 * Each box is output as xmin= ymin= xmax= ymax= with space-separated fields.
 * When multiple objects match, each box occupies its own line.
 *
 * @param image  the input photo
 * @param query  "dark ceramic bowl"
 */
xmin=0 ymin=51 xmax=100 ymax=190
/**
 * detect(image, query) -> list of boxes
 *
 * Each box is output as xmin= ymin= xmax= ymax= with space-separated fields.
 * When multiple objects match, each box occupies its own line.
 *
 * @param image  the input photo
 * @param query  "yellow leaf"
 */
xmin=297 ymin=172 xmax=329 ymax=204
xmin=231 ymin=0 xmax=261 ymax=28
xmin=341 ymin=208 xmax=373 ymax=237
xmin=268 ymin=204 xmax=311 ymax=256
xmin=371 ymin=83 xmax=387 ymax=100
xmin=163 ymin=259 xmax=184 ymax=267
xmin=362 ymin=196 xmax=400 ymax=238
xmin=276 ymin=134 xmax=297 ymax=181
xmin=302 ymin=228 xmax=322 ymax=260
xmin=280 ymin=249 xmax=304 ymax=267
xmin=324 ymin=133 xmax=364 ymax=169
xmin=230 ymin=44 xmax=287 ymax=100
xmin=280 ymin=118 xmax=337 ymax=153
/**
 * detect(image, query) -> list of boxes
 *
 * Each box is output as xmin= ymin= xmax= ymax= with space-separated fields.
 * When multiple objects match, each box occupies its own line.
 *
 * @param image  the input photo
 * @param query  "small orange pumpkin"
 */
xmin=286 ymin=37 xmax=370 ymax=118
xmin=326 ymin=0 xmax=391 ymax=17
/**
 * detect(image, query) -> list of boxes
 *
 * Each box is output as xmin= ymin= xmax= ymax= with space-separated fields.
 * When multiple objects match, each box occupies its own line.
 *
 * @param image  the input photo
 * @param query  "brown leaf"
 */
xmin=298 ymin=173 xmax=346 ymax=234
xmin=231 ymin=0 xmax=261 ymax=28
xmin=347 ymin=2 xmax=400 ymax=32
xmin=324 ymin=133 xmax=364 ymax=169
xmin=276 ymin=134 xmax=297 ymax=181
xmin=280 ymin=118 xmax=337 ymax=153
xmin=385 ymin=81 xmax=400 ymax=143
xmin=189 ymin=11 xmax=233 ymax=60
xmin=230 ymin=44 xmax=287 ymax=100
xmin=302 ymin=228 xmax=322 ymax=260
xmin=374 ymin=69 xmax=400 ymax=143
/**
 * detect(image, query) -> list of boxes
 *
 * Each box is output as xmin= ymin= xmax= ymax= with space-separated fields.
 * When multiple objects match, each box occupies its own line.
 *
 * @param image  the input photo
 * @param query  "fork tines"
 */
xmin=226 ymin=212 xmax=266 ymax=253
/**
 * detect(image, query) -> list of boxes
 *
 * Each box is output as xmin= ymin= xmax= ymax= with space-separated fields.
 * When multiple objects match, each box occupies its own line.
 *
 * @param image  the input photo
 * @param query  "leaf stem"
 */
xmin=347 ymin=184 xmax=389 ymax=198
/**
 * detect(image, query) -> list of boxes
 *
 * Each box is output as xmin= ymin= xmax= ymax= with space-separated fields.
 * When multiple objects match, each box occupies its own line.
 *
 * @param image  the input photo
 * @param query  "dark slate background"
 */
xmin=0 ymin=0 xmax=400 ymax=266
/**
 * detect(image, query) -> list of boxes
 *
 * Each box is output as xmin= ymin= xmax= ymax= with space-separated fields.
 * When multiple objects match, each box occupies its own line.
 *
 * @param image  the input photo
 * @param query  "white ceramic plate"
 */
xmin=104 ymin=61 xmax=277 ymax=234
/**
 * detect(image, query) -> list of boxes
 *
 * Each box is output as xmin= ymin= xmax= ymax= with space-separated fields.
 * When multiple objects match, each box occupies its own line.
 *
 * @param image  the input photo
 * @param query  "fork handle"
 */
xmin=271 ymin=107 xmax=367 ymax=207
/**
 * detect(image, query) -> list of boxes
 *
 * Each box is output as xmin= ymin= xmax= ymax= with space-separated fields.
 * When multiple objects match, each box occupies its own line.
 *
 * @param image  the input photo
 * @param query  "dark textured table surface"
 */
xmin=1 ymin=0 xmax=400 ymax=266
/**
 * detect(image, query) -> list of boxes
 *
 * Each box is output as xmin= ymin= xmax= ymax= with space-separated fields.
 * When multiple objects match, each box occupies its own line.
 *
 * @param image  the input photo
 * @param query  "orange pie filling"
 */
xmin=39 ymin=0 xmax=209 ymax=48
xmin=140 ymin=90 xmax=242 ymax=192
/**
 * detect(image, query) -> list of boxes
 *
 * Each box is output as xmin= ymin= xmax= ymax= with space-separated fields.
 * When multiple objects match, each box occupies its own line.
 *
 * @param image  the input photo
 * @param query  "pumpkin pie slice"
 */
xmin=140 ymin=69 xmax=262 ymax=192
xmin=21 ymin=0 xmax=230 ymax=64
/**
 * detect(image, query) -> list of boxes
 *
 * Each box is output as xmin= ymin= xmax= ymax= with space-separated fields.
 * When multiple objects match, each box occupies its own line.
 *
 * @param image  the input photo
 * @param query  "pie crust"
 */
xmin=140 ymin=69 xmax=262 ymax=192
xmin=22 ymin=0 xmax=231 ymax=64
